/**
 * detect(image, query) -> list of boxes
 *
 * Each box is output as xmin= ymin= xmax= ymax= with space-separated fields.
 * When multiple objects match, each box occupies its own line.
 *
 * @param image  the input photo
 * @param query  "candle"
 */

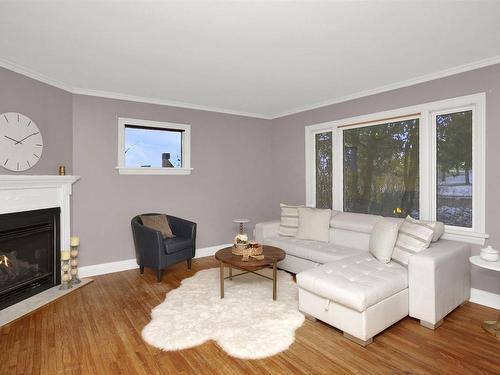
xmin=70 ymin=236 xmax=80 ymax=246
xmin=61 ymin=250 xmax=70 ymax=260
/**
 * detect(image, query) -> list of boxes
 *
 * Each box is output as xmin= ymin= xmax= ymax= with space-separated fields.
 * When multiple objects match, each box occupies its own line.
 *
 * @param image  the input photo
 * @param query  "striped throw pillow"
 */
xmin=278 ymin=203 xmax=302 ymax=237
xmin=392 ymin=216 xmax=435 ymax=265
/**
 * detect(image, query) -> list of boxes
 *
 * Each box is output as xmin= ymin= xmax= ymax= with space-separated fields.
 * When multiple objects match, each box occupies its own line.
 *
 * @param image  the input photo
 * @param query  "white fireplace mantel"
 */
xmin=0 ymin=175 xmax=80 ymax=251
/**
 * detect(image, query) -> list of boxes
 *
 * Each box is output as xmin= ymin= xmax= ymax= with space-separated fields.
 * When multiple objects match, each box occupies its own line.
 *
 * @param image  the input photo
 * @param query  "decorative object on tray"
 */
xmin=233 ymin=218 xmax=249 ymax=235
xmin=70 ymin=236 xmax=81 ymax=285
xmin=60 ymin=250 xmax=72 ymax=290
xmin=233 ymin=233 xmax=248 ymax=249
xmin=480 ymin=245 xmax=499 ymax=262
xmin=232 ymin=241 xmax=264 ymax=261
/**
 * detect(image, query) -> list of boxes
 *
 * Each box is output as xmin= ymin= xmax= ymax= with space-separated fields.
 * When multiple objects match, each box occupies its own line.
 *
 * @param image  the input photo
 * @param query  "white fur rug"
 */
xmin=142 ymin=267 xmax=305 ymax=359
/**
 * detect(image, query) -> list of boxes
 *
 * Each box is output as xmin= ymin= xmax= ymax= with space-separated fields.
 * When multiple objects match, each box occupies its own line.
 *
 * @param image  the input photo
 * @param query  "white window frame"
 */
xmin=305 ymin=93 xmax=487 ymax=245
xmin=117 ymin=117 xmax=192 ymax=175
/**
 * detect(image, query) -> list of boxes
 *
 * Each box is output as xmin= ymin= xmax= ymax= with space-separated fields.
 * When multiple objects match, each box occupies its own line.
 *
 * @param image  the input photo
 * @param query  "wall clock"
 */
xmin=0 ymin=112 xmax=43 ymax=171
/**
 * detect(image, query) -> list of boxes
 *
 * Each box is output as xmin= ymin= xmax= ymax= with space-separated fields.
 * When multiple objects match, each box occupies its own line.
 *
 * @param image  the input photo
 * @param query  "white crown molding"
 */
xmin=271 ymin=55 xmax=500 ymax=119
xmin=78 ymin=243 xmax=232 ymax=278
xmin=0 ymin=58 xmax=74 ymax=93
xmin=72 ymin=88 xmax=273 ymax=120
xmin=2 ymin=55 xmax=500 ymax=120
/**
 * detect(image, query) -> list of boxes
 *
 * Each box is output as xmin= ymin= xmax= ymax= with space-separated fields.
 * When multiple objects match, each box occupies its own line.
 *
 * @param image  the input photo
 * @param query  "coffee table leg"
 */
xmin=219 ymin=261 xmax=224 ymax=299
xmin=229 ymin=265 xmax=232 ymax=280
xmin=273 ymin=261 xmax=277 ymax=301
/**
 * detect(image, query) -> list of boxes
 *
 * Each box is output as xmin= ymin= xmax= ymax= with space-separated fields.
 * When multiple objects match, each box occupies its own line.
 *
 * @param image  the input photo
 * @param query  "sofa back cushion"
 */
xmin=330 ymin=212 xmax=382 ymax=234
xmin=329 ymin=228 xmax=371 ymax=251
xmin=278 ymin=203 xmax=302 ymax=237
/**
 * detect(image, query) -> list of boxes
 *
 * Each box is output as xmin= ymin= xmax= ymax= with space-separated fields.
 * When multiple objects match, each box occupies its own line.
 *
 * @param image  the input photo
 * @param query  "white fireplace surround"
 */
xmin=0 ymin=175 xmax=80 ymax=252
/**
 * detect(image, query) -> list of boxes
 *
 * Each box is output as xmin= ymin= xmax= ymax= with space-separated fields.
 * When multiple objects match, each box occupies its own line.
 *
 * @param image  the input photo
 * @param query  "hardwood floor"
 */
xmin=1 ymin=257 xmax=499 ymax=375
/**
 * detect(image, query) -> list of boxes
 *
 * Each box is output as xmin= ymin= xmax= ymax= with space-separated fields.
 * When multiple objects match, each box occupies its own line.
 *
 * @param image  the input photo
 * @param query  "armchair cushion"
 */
xmin=140 ymin=214 xmax=174 ymax=239
xmin=164 ymin=237 xmax=193 ymax=254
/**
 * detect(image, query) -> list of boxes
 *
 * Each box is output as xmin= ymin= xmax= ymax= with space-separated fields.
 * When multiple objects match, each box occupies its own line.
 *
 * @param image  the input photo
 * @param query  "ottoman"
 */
xmin=296 ymin=254 xmax=409 ymax=346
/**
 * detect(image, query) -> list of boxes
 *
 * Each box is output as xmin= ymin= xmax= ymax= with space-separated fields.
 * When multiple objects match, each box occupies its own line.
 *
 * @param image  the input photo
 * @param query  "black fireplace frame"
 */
xmin=0 ymin=207 xmax=61 ymax=310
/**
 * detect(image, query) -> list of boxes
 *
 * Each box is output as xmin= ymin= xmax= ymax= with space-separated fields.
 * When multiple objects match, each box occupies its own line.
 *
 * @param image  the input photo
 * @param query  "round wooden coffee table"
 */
xmin=215 ymin=245 xmax=286 ymax=300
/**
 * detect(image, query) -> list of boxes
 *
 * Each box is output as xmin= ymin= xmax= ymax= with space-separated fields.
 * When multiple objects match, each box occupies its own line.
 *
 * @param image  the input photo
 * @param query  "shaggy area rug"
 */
xmin=142 ymin=267 xmax=305 ymax=359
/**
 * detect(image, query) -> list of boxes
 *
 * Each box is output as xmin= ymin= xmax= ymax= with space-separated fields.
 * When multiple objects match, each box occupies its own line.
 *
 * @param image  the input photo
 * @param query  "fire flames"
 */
xmin=0 ymin=255 xmax=10 ymax=267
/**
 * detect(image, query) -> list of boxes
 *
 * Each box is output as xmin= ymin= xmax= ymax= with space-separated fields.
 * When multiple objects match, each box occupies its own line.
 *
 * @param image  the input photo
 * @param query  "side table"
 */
xmin=469 ymin=255 xmax=500 ymax=338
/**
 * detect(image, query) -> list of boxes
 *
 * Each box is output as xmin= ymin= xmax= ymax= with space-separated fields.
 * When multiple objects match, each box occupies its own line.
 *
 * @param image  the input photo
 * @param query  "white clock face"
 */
xmin=0 ymin=112 xmax=43 ymax=171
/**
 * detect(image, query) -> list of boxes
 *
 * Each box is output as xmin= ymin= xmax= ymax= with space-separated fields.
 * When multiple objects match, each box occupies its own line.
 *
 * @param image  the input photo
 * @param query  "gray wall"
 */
xmin=271 ymin=63 xmax=500 ymax=294
xmin=1 ymin=62 xmax=498 ymax=296
xmin=0 ymin=67 xmax=73 ymax=174
xmin=72 ymin=95 xmax=274 ymax=266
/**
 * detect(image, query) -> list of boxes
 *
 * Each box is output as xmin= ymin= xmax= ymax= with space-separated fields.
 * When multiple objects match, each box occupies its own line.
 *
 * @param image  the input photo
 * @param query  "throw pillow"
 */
xmin=296 ymin=207 xmax=332 ymax=242
xmin=278 ymin=203 xmax=302 ymax=237
xmin=140 ymin=214 xmax=174 ymax=239
xmin=369 ymin=218 xmax=401 ymax=263
xmin=392 ymin=216 xmax=435 ymax=266
xmin=418 ymin=220 xmax=445 ymax=242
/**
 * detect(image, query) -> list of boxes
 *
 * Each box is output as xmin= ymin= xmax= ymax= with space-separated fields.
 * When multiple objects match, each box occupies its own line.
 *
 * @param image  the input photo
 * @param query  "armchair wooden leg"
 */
xmin=157 ymin=269 xmax=163 ymax=283
xmin=187 ymin=259 xmax=192 ymax=270
xmin=139 ymin=266 xmax=144 ymax=274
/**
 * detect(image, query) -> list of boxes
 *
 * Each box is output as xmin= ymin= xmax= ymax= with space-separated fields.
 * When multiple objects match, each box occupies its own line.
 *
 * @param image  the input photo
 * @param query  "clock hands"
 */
xmin=4 ymin=132 xmax=39 ymax=145
xmin=14 ymin=132 xmax=39 ymax=144
xmin=4 ymin=135 xmax=21 ymax=144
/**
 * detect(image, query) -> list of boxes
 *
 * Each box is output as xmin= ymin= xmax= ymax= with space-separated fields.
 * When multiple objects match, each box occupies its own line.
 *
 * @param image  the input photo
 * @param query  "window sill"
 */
xmin=116 ymin=167 xmax=193 ymax=175
xmin=442 ymin=228 xmax=489 ymax=245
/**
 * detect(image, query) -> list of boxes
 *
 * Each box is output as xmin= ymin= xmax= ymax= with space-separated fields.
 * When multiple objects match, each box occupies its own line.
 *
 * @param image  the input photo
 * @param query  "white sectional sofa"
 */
xmin=255 ymin=211 xmax=470 ymax=346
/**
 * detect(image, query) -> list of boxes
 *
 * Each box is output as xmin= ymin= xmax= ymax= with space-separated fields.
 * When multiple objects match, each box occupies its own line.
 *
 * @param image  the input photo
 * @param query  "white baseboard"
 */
xmin=469 ymin=288 xmax=500 ymax=310
xmin=194 ymin=243 xmax=232 ymax=258
xmin=79 ymin=258 xmax=138 ymax=278
xmin=78 ymin=243 xmax=231 ymax=278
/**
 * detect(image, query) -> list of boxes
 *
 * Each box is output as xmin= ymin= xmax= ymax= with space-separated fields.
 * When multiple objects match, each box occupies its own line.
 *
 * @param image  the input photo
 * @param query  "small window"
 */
xmin=117 ymin=118 xmax=191 ymax=175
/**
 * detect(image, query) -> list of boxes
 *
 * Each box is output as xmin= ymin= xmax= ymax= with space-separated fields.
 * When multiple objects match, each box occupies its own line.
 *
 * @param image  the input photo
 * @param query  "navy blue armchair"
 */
xmin=131 ymin=213 xmax=196 ymax=282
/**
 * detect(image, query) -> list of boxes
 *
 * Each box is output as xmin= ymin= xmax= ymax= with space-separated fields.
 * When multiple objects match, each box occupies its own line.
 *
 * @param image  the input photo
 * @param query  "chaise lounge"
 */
xmin=255 ymin=211 xmax=471 ymax=346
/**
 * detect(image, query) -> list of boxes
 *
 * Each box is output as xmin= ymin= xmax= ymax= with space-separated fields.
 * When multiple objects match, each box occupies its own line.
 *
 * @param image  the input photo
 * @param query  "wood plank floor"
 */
xmin=1 ymin=257 xmax=499 ymax=375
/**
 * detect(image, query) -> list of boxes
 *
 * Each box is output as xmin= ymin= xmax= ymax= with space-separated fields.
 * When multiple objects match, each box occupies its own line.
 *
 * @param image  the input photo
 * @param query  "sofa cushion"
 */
xmin=140 ymin=214 xmax=174 ymax=239
xmin=297 ymin=207 xmax=331 ymax=242
xmin=330 ymin=212 xmax=382 ymax=234
xmin=296 ymin=254 xmax=408 ymax=312
xmin=392 ymin=216 xmax=434 ymax=265
xmin=264 ymin=236 xmax=363 ymax=264
xmin=278 ymin=203 xmax=302 ymax=237
xmin=369 ymin=218 xmax=401 ymax=263
xmin=164 ymin=237 xmax=192 ymax=254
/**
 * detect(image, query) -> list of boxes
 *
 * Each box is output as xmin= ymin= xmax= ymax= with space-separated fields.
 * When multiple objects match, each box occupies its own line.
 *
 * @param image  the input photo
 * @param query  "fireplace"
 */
xmin=0 ymin=208 xmax=60 ymax=310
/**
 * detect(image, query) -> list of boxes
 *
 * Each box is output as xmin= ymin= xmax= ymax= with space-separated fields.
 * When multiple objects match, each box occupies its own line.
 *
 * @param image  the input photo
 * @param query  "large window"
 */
xmin=305 ymin=94 xmax=486 ymax=244
xmin=117 ymin=118 xmax=192 ymax=175
xmin=343 ymin=119 xmax=419 ymax=218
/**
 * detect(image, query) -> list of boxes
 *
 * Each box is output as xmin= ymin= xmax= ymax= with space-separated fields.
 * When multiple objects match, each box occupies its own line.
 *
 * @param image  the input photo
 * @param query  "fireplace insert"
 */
xmin=0 ymin=208 xmax=60 ymax=310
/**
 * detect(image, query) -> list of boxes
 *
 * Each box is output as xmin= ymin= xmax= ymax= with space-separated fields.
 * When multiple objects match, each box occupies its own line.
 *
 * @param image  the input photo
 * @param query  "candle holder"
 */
xmin=60 ymin=258 xmax=72 ymax=290
xmin=70 ymin=244 xmax=81 ymax=285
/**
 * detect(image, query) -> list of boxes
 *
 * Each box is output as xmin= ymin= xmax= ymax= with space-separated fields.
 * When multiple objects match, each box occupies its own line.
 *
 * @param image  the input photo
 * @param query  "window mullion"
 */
xmin=419 ymin=111 xmax=436 ymax=221
xmin=333 ymin=126 xmax=343 ymax=212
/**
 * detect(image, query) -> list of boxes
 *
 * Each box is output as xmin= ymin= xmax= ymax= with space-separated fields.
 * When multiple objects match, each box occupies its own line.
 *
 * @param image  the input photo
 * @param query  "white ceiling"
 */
xmin=1 ymin=1 xmax=500 ymax=119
